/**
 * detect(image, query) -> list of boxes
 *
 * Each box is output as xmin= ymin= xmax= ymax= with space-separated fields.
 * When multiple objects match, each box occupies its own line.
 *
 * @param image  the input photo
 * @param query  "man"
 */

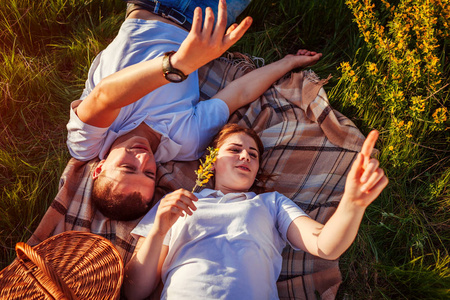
xmin=66 ymin=0 xmax=321 ymax=221
xmin=66 ymin=1 xmax=252 ymax=221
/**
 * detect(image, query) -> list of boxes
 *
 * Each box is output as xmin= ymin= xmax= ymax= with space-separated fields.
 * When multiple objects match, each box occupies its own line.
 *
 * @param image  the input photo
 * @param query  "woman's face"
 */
xmin=214 ymin=132 xmax=260 ymax=194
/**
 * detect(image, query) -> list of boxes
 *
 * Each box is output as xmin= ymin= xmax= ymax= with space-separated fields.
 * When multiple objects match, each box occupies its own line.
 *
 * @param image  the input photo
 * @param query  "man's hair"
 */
xmin=91 ymin=174 xmax=151 ymax=221
xmin=211 ymin=123 xmax=275 ymax=193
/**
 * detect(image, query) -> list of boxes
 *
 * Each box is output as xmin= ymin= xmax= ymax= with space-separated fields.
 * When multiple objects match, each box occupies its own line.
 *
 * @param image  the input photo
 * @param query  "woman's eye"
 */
xmin=230 ymin=148 xmax=240 ymax=153
xmin=250 ymin=153 xmax=257 ymax=158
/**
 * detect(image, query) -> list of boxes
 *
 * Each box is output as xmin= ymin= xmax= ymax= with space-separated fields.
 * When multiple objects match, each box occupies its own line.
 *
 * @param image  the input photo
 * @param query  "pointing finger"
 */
xmin=360 ymin=130 xmax=379 ymax=165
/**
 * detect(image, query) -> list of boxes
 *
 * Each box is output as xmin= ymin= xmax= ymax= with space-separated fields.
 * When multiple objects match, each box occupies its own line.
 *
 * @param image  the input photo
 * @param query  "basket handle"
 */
xmin=15 ymin=242 xmax=79 ymax=300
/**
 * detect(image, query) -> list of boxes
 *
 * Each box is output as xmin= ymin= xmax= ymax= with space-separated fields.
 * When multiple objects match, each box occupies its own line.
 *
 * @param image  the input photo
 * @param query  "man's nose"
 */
xmin=136 ymin=152 xmax=151 ymax=166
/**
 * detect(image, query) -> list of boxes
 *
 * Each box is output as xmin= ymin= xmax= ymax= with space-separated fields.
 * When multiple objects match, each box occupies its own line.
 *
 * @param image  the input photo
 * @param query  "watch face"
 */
xmin=165 ymin=72 xmax=183 ymax=83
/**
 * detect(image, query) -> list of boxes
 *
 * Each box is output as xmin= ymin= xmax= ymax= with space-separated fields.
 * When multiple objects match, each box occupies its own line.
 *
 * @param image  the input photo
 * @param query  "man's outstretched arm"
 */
xmin=214 ymin=49 xmax=322 ymax=114
xmin=76 ymin=0 xmax=252 ymax=128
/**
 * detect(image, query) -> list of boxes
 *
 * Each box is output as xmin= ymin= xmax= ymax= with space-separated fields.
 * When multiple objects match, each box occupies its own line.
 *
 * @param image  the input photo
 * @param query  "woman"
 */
xmin=124 ymin=124 xmax=388 ymax=299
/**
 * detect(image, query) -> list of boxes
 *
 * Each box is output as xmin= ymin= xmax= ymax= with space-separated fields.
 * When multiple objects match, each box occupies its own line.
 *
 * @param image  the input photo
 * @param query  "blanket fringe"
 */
xmin=303 ymin=69 xmax=332 ymax=86
xmin=219 ymin=51 xmax=264 ymax=72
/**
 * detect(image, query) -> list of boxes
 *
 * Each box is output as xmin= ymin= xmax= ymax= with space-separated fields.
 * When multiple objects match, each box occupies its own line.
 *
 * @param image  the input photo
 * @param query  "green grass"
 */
xmin=1 ymin=0 xmax=449 ymax=298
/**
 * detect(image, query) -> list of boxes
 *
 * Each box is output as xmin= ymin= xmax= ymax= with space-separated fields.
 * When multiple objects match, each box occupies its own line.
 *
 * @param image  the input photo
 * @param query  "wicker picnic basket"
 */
xmin=0 ymin=231 xmax=124 ymax=299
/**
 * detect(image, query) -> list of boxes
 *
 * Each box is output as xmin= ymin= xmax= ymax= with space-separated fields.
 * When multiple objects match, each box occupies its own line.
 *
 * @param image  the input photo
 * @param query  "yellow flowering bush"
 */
xmin=336 ymin=0 xmax=449 ymax=167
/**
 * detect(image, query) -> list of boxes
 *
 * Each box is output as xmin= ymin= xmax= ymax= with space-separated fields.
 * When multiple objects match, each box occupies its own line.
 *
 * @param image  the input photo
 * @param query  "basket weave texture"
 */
xmin=0 ymin=231 xmax=123 ymax=299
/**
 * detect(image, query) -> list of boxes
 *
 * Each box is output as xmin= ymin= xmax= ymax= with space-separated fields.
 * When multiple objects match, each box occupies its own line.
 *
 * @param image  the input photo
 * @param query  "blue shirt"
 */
xmin=66 ymin=19 xmax=229 ymax=162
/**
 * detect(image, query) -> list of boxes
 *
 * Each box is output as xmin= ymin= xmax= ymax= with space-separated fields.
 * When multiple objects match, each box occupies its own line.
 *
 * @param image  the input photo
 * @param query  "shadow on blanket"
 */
xmin=28 ymin=52 xmax=366 ymax=300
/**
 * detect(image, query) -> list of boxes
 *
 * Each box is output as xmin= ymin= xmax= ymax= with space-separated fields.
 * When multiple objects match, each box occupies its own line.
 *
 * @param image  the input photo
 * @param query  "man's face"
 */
xmin=94 ymin=135 xmax=157 ymax=204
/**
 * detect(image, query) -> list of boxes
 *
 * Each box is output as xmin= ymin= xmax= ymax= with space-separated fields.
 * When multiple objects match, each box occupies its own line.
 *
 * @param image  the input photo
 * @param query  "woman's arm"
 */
xmin=287 ymin=130 xmax=388 ymax=260
xmin=214 ymin=49 xmax=322 ymax=114
xmin=123 ymin=189 xmax=198 ymax=300
xmin=76 ymin=0 xmax=252 ymax=128
xmin=123 ymin=236 xmax=168 ymax=300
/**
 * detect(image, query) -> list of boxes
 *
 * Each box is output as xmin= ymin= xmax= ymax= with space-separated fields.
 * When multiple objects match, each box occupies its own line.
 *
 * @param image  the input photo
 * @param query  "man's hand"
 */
xmin=153 ymin=189 xmax=198 ymax=236
xmin=283 ymin=49 xmax=323 ymax=70
xmin=343 ymin=130 xmax=389 ymax=208
xmin=171 ymin=0 xmax=253 ymax=75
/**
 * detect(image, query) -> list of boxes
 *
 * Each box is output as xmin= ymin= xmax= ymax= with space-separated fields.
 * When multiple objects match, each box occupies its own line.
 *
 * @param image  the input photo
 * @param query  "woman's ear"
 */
xmin=92 ymin=160 xmax=105 ymax=179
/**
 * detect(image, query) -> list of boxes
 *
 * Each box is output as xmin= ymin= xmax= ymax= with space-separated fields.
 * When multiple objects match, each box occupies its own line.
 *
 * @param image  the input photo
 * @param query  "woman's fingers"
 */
xmin=161 ymin=189 xmax=198 ymax=216
xmin=360 ymin=168 xmax=386 ymax=193
xmin=348 ymin=152 xmax=364 ymax=181
xmin=362 ymin=172 xmax=389 ymax=197
xmin=169 ymin=206 xmax=185 ymax=218
xmin=360 ymin=158 xmax=379 ymax=183
xmin=360 ymin=130 xmax=379 ymax=166
xmin=167 ymin=198 xmax=195 ymax=216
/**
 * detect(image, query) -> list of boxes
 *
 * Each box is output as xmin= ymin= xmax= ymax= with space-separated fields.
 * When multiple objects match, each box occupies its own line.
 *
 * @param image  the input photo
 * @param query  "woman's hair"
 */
xmin=211 ymin=123 xmax=274 ymax=193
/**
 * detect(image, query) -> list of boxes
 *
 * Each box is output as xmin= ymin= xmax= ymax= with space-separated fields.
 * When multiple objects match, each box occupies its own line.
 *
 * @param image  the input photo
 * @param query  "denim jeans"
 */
xmin=126 ymin=0 xmax=251 ymax=28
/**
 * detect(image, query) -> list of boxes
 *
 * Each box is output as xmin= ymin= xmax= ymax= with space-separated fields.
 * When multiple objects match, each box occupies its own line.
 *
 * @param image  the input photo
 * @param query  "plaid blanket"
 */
xmin=28 ymin=52 xmax=366 ymax=299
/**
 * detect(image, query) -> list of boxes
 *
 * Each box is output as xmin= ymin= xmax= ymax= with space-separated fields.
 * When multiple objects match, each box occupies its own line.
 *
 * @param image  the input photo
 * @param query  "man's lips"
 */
xmin=132 ymin=143 xmax=150 ymax=152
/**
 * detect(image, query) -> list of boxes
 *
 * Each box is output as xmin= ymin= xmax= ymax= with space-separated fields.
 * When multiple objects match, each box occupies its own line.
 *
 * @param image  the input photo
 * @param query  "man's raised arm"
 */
xmin=76 ymin=0 xmax=252 ymax=128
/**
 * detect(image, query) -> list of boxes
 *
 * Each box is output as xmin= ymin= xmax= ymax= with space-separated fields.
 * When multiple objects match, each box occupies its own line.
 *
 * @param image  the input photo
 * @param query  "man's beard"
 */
xmin=92 ymin=194 xmax=151 ymax=221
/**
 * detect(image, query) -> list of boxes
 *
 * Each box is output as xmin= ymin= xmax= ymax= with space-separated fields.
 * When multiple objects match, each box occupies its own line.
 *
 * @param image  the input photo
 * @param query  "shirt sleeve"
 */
xmin=66 ymin=100 xmax=109 ymax=161
xmin=274 ymin=192 xmax=310 ymax=251
xmin=192 ymin=98 xmax=229 ymax=156
xmin=130 ymin=200 xmax=171 ymax=245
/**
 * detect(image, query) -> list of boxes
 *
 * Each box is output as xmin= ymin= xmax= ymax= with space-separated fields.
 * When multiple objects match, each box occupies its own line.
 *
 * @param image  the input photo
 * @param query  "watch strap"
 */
xmin=162 ymin=51 xmax=188 ymax=82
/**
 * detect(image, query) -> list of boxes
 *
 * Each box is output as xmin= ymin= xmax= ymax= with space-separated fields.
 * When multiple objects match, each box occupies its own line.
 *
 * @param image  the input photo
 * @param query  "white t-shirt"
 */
xmin=66 ymin=19 xmax=229 ymax=163
xmin=132 ymin=189 xmax=309 ymax=299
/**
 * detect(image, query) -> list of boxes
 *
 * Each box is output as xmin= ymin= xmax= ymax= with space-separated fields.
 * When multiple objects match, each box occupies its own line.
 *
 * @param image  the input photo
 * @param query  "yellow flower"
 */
xmin=192 ymin=147 xmax=219 ymax=192
xmin=389 ymin=146 xmax=394 ymax=151
xmin=432 ymin=107 xmax=448 ymax=124
xmin=340 ymin=61 xmax=351 ymax=73
xmin=368 ymin=62 xmax=378 ymax=73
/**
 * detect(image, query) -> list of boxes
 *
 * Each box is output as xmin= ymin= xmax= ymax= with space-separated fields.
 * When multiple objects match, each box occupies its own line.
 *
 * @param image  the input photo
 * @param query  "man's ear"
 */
xmin=92 ymin=160 xmax=105 ymax=180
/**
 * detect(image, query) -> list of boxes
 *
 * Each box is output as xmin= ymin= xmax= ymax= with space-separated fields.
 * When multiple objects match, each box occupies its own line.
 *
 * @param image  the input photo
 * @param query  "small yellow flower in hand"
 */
xmin=192 ymin=147 xmax=219 ymax=193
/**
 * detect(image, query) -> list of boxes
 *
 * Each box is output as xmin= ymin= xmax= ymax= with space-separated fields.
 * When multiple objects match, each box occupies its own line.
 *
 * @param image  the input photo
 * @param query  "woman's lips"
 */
xmin=236 ymin=165 xmax=250 ymax=172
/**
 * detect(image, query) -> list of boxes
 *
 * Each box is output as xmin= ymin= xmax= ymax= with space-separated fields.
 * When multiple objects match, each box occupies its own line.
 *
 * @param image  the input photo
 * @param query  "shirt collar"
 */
xmin=197 ymin=188 xmax=256 ymax=199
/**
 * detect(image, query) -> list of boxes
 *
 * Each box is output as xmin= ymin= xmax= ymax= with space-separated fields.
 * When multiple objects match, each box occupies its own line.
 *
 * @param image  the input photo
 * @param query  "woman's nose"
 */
xmin=240 ymin=150 xmax=250 ymax=161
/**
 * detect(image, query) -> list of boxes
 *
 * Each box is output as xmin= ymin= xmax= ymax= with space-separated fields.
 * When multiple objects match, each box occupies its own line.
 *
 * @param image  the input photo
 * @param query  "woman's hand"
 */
xmin=171 ymin=0 xmax=253 ymax=75
xmin=343 ymin=130 xmax=389 ymax=208
xmin=153 ymin=189 xmax=198 ymax=236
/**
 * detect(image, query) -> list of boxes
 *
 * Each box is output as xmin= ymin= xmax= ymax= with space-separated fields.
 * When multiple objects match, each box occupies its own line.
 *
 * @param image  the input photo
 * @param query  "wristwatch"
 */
xmin=162 ymin=51 xmax=188 ymax=83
